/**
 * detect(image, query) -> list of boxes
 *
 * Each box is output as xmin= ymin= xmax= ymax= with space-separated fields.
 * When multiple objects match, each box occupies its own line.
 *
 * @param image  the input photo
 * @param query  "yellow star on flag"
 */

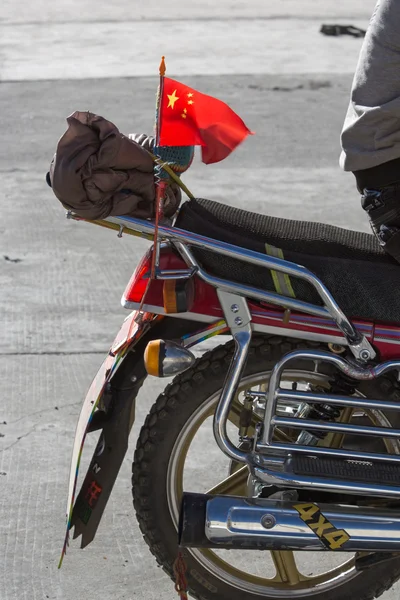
xmin=167 ymin=89 xmax=179 ymax=109
xmin=187 ymin=93 xmax=193 ymax=98
xmin=188 ymin=100 xmax=194 ymax=105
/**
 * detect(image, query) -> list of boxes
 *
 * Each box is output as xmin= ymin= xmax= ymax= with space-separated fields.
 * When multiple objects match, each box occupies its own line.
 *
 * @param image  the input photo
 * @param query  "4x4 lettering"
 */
xmin=293 ymin=502 xmax=350 ymax=550
xmin=324 ymin=529 xmax=350 ymax=550
xmin=308 ymin=514 xmax=333 ymax=537
xmin=293 ymin=503 xmax=319 ymax=522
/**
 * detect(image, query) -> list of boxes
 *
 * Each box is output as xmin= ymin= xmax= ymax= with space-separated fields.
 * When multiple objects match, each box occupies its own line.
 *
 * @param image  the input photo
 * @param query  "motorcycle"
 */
xmin=60 ymin=196 xmax=400 ymax=600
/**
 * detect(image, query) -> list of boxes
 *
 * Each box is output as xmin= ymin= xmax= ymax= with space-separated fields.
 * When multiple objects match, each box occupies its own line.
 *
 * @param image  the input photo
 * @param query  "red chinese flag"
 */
xmin=158 ymin=77 xmax=253 ymax=164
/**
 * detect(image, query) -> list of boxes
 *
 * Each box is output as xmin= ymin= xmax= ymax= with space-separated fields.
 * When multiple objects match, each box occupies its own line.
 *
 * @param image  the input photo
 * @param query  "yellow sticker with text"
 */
xmin=293 ymin=503 xmax=350 ymax=550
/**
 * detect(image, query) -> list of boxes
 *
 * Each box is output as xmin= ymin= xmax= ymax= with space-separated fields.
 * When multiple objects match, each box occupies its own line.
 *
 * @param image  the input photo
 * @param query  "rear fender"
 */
xmin=60 ymin=312 xmax=202 ymax=561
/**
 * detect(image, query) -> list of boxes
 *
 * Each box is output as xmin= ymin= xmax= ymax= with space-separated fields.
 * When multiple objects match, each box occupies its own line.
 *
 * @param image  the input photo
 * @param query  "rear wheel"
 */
xmin=132 ymin=336 xmax=400 ymax=600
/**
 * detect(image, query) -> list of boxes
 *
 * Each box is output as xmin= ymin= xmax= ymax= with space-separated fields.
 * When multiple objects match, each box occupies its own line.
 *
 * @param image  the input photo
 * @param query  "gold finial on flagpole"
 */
xmin=159 ymin=56 xmax=166 ymax=77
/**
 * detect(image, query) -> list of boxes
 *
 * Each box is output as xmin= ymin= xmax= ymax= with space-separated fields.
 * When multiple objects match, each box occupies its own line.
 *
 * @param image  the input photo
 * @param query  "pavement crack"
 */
xmin=4 ymin=401 xmax=84 ymax=426
xmin=0 ymin=427 xmax=37 ymax=453
xmin=0 ymin=168 xmax=30 ymax=173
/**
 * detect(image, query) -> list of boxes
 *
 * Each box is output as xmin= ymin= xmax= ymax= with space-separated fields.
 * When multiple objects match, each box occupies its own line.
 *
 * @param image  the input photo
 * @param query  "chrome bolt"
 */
xmin=360 ymin=349 xmax=371 ymax=361
xmin=234 ymin=316 xmax=243 ymax=326
xmin=131 ymin=375 xmax=138 ymax=383
xmin=261 ymin=514 xmax=276 ymax=529
xmin=251 ymin=482 xmax=264 ymax=497
xmin=231 ymin=304 xmax=239 ymax=313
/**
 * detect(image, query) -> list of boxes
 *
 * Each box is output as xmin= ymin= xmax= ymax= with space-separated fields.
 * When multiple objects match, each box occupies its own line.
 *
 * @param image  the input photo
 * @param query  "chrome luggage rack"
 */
xmin=102 ymin=213 xmax=373 ymax=357
xmin=70 ymin=211 xmax=400 ymax=496
xmin=252 ymin=348 xmax=400 ymax=498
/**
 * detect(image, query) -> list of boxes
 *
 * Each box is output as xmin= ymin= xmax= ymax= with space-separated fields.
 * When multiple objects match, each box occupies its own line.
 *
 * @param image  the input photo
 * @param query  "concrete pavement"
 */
xmin=3 ymin=1 xmax=400 ymax=599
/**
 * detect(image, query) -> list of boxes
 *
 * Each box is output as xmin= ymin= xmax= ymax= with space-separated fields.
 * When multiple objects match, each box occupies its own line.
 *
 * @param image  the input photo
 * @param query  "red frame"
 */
xmin=122 ymin=249 xmax=400 ymax=361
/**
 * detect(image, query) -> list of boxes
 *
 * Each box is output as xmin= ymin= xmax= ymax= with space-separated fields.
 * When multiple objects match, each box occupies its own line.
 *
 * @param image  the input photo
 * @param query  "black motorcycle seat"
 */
xmin=176 ymin=198 xmax=400 ymax=323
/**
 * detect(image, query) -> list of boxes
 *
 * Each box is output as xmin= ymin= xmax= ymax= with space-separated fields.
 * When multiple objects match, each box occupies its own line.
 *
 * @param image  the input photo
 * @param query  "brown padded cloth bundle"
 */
xmin=48 ymin=111 xmax=180 ymax=220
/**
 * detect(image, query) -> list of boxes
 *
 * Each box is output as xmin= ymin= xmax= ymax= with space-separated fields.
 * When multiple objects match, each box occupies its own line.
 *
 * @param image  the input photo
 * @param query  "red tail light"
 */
xmin=122 ymin=249 xmax=152 ymax=304
xmin=122 ymin=248 xmax=194 ymax=310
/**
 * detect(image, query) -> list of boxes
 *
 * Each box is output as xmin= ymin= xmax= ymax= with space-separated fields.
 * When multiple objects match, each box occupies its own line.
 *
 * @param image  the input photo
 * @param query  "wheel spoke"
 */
xmin=271 ymin=551 xmax=302 ymax=585
xmin=206 ymin=465 xmax=248 ymax=495
xmin=273 ymin=427 xmax=294 ymax=443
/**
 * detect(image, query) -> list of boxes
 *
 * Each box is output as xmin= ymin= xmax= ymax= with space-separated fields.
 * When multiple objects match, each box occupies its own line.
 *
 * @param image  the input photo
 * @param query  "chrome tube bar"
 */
xmin=106 ymin=215 xmax=371 ymax=353
xmin=212 ymin=329 xmax=252 ymax=464
xmin=210 ymin=291 xmax=253 ymax=464
xmin=154 ymin=268 xmax=196 ymax=280
xmin=276 ymin=389 xmax=400 ymax=413
xmin=256 ymin=442 xmax=400 ymax=464
xmin=271 ymin=416 xmax=400 ymax=439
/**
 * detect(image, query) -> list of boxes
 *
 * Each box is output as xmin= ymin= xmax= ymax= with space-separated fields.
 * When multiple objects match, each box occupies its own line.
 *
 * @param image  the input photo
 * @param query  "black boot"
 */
xmin=361 ymin=186 xmax=400 ymax=262
xmin=354 ymin=158 xmax=400 ymax=263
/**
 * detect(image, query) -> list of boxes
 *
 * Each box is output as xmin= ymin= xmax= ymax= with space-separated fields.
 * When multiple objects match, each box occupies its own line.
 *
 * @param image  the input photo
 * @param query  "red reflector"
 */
xmin=123 ymin=250 xmax=152 ymax=303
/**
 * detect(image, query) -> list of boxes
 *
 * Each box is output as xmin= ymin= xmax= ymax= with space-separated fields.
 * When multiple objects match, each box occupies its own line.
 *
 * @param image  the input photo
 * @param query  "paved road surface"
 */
xmin=3 ymin=1 xmax=399 ymax=599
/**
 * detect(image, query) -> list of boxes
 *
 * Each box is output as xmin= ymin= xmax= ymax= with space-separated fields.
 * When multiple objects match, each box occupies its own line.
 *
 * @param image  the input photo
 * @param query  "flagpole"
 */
xmin=155 ymin=56 xmax=166 ymax=147
xmin=151 ymin=56 xmax=167 ymax=280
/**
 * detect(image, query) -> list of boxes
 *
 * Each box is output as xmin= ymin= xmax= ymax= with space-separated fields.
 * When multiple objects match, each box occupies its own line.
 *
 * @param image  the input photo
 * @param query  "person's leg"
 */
xmin=340 ymin=0 xmax=400 ymax=261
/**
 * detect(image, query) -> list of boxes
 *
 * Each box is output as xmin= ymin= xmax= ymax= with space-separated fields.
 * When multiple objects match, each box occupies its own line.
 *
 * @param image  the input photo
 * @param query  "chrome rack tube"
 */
xmin=272 ymin=416 xmax=400 ymax=439
xmin=209 ymin=291 xmax=252 ymax=464
xmin=175 ymin=242 xmax=329 ymax=318
xmin=107 ymin=215 xmax=372 ymax=357
xmin=212 ymin=328 xmax=252 ymax=464
xmin=275 ymin=388 xmax=400 ymax=412
xmin=256 ymin=441 xmax=400 ymax=464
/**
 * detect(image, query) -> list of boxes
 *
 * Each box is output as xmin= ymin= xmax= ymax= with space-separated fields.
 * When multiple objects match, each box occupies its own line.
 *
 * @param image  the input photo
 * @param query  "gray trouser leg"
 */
xmin=340 ymin=0 xmax=400 ymax=172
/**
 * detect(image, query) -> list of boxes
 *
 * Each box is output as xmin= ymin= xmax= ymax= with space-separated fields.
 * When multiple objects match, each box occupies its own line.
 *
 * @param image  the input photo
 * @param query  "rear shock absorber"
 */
xmin=295 ymin=374 xmax=357 ymax=446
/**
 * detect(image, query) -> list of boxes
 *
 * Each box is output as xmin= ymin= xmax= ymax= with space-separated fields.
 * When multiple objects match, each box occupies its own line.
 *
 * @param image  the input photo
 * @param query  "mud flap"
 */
xmin=60 ymin=313 xmax=202 ymax=564
xmin=69 ymin=354 xmax=146 ymax=548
